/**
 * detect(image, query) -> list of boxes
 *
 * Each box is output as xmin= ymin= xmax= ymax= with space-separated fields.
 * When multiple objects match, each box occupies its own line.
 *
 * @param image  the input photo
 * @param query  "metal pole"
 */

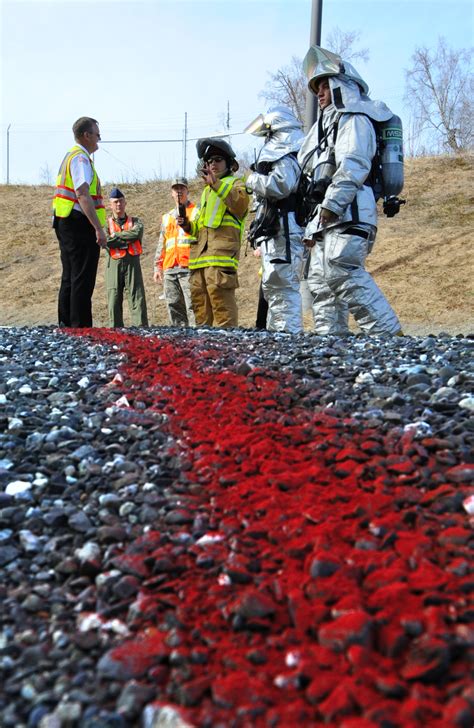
xmin=183 ymin=112 xmax=188 ymax=178
xmin=6 ymin=124 xmax=11 ymax=184
xmin=304 ymin=0 xmax=323 ymax=132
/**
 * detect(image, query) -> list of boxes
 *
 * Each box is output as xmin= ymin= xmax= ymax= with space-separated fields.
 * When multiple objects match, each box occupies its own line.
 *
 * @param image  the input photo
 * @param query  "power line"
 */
xmin=101 ymin=138 xmax=182 ymax=144
xmin=100 ymin=131 xmax=246 ymax=145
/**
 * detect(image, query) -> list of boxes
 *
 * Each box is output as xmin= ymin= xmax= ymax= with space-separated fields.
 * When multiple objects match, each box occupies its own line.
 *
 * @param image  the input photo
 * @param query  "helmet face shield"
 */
xmin=304 ymin=45 xmax=369 ymax=96
xmin=303 ymin=46 xmax=343 ymax=84
xmin=244 ymin=113 xmax=269 ymax=137
xmin=244 ymin=107 xmax=302 ymax=137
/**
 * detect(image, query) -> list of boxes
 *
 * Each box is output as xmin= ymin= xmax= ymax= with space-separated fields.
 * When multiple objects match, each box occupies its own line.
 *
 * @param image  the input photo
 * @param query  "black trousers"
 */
xmin=55 ymin=211 xmax=100 ymax=327
xmin=255 ymin=281 xmax=268 ymax=330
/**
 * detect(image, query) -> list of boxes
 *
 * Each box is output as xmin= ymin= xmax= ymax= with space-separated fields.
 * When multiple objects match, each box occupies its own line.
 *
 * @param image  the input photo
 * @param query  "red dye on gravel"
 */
xmin=71 ymin=330 xmax=473 ymax=727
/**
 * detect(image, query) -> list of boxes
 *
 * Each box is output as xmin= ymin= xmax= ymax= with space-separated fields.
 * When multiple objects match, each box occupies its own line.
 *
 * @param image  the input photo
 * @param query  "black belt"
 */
xmin=342 ymin=226 xmax=371 ymax=240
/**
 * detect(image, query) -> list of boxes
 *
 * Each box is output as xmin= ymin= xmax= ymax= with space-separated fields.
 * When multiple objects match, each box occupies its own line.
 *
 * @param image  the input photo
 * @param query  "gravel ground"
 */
xmin=0 ymin=326 xmax=473 ymax=728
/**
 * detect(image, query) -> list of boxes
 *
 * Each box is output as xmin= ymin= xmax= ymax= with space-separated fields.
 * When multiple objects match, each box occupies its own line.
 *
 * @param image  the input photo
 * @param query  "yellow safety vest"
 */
xmin=189 ymin=177 xmax=245 ymax=271
xmin=52 ymin=145 xmax=105 ymax=225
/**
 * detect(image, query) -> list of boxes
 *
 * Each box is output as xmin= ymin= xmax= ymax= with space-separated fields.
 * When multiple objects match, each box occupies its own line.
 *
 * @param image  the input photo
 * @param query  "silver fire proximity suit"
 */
xmin=245 ymin=106 xmax=305 ymax=334
xmin=298 ymin=48 xmax=401 ymax=336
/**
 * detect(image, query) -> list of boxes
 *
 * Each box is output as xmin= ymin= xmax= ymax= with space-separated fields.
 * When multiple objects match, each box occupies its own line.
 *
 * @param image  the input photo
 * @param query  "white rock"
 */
xmin=459 ymin=396 xmax=474 ymax=412
xmin=403 ymin=420 xmax=432 ymax=438
xmin=75 ymin=541 xmax=101 ymax=563
xmin=77 ymin=612 xmax=103 ymax=632
xmin=33 ymin=474 xmax=48 ymax=487
xmin=355 ymin=372 xmax=374 ymax=384
xmin=102 ymin=618 xmax=130 ymax=636
xmin=7 ymin=417 xmax=23 ymax=430
xmin=196 ymin=533 xmax=224 ymax=547
xmin=54 ymin=702 xmax=82 ymax=722
xmin=119 ymin=502 xmax=135 ymax=516
xmin=19 ymin=530 xmax=41 ymax=552
xmin=5 ymin=480 xmax=32 ymax=496
xmin=285 ymin=650 xmax=301 ymax=667
xmin=142 ymin=704 xmax=195 ymax=728
xmin=462 ymin=494 xmax=474 ymax=515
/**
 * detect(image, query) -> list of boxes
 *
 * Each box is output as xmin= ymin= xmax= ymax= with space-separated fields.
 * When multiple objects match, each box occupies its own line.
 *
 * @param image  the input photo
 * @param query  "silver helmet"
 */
xmin=244 ymin=105 xmax=302 ymax=137
xmin=244 ymin=105 xmax=304 ymax=163
xmin=303 ymin=45 xmax=369 ymax=96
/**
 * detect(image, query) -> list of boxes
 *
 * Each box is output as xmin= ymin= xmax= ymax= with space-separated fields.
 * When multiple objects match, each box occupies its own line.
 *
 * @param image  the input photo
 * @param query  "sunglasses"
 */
xmin=206 ymin=155 xmax=225 ymax=164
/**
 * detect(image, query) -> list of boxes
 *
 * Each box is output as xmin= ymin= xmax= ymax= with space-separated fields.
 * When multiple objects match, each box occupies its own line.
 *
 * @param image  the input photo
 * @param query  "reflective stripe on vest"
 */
xmin=160 ymin=204 xmax=197 ymax=270
xmin=164 ymin=214 xmax=197 ymax=248
xmin=107 ymin=216 xmax=142 ymax=259
xmin=198 ymin=177 xmax=245 ymax=238
xmin=53 ymin=145 xmax=105 ymax=225
xmin=188 ymin=255 xmax=239 ymax=271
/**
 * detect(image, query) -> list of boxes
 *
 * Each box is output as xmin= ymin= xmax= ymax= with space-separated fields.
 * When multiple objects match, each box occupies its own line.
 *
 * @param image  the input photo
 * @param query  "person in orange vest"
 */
xmin=52 ymin=116 xmax=107 ymax=328
xmin=105 ymin=188 xmax=148 ymax=327
xmin=153 ymin=178 xmax=196 ymax=327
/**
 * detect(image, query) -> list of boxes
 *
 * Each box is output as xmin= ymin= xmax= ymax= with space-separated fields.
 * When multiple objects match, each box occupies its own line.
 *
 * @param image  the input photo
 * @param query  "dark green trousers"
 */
xmin=105 ymin=253 xmax=148 ymax=327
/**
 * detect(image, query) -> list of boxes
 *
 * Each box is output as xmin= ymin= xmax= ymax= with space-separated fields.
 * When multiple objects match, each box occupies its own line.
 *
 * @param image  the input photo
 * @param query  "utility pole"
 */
xmin=304 ymin=0 xmax=323 ymax=132
xmin=182 ymin=111 xmax=188 ymax=178
xmin=6 ymin=124 xmax=11 ymax=184
xmin=226 ymin=101 xmax=230 ymax=132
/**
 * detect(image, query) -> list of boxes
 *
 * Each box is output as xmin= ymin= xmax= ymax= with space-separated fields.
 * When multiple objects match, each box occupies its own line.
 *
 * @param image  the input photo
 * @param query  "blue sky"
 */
xmin=0 ymin=0 xmax=472 ymax=184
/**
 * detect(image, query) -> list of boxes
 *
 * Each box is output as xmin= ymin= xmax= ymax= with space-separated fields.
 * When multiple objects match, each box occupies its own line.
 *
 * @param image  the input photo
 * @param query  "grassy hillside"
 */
xmin=0 ymin=155 xmax=472 ymax=334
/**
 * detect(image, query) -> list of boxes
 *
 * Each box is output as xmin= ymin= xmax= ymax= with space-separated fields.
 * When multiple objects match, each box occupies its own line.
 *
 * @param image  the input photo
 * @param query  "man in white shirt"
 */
xmin=52 ymin=116 xmax=107 ymax=327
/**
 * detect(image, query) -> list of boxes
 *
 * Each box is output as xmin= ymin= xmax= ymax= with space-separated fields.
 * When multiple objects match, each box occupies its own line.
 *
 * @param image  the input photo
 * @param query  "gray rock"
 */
xmin=0 ymin=545 xmax=20 ymax=565
xmin=68 ymin=511 xmax=93 ymax=533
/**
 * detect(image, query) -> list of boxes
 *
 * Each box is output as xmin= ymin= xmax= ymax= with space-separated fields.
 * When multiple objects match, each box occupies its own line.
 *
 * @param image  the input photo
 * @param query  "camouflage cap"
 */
xmin=171 ymin=177 xmax=188 ymax=188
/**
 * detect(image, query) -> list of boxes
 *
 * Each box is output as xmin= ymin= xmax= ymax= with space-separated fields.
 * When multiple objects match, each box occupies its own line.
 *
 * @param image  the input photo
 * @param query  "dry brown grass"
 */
xmin=1 ymin=155 xmax=473 ymax=334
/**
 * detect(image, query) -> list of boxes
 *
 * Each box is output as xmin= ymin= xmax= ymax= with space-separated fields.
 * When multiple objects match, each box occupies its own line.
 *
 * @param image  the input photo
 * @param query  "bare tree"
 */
xmin=259 ymin=28 xmax=369 ymax=123
xmin=325 ymin=28 xmax=369 ymax=64
xmin=259 ymin=55 xmax=307 ymax=123
xmin=405 ymin=114 xmax=429 ymax=158
xmin=405 ymin=37 xmax=473 ymax=154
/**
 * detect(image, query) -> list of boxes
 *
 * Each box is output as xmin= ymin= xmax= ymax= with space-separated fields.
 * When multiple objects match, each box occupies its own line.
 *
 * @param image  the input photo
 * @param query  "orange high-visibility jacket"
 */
xmin=157 ymin=203 xmax=197 ymax=271
xmin=107 ymin=216 xmax=143 ymax=260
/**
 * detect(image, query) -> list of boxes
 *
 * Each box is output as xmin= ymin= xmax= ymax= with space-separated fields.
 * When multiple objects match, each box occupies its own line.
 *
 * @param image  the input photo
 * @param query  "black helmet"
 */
xmin=196 ymin=137 xmax=239 ymax=171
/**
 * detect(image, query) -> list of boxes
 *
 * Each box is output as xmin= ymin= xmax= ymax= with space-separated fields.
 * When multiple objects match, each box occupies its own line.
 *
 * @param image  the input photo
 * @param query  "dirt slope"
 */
xmin=0 ymin=155 xmax=472 ymax=334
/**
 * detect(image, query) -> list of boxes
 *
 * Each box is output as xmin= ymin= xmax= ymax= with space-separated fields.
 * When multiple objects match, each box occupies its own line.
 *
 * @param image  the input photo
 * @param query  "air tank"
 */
xmin=379 ymin=114 xmax=404 ymax=197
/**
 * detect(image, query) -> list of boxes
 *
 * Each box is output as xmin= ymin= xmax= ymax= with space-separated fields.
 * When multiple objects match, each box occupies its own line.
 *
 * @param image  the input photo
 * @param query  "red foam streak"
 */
xmin=68 ymin=330 xmax=473 ymax=727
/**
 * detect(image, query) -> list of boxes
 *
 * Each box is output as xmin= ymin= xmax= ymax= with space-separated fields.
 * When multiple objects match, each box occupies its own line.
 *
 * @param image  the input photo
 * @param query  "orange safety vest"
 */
xmin=158 ymin=203 xmax=197 ymax=271
xmin=107 ymin=217 xmax=143 ymax=259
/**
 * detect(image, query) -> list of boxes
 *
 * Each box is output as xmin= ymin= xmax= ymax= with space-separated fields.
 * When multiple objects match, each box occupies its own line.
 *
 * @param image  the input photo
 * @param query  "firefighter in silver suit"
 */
xmin=298 ymin=46 xmax=402 ymax=336
xmin=245 ymin=106 xmax=305 ymax=334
